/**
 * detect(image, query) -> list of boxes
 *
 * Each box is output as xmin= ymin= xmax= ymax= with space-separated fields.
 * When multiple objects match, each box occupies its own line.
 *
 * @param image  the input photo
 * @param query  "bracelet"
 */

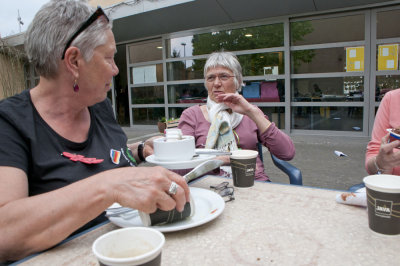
xmin=137 ymin=141 xmax=146 ymax=162
xmin=374 ymin=156 xmax=384 ymax=175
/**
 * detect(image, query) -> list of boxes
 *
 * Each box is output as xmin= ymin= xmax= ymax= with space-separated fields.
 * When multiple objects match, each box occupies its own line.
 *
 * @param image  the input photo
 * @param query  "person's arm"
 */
xmin=178 ymin=107 xmax=197 ymax=137
xmin=216 ymin=93 xmax=271 ymax=134
xmin=217 ymin=93 xmax=294 ymax=160
xmin=365 ymin=91 xmax=400 ymax=174
xmin=127 ymin=136 xmax=161 ymax=163
xmin=0 ymin=165 xmax=189 ymax=261
xmin=366 ymin=134 xmax=400 ymax=175
xmin=366 ymin=93 xmax=391 ymax=173
xmin=258 ymin=122 xmax=295 ymax=160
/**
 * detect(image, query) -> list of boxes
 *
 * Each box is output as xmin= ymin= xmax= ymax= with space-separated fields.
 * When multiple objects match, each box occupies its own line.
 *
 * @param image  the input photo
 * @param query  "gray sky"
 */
xmin=0 ymin=0 xmax=49 ymax=38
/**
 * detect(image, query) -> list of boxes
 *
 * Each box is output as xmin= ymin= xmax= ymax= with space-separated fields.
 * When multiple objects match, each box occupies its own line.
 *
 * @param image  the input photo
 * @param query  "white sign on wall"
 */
xmin=132 ymin=65 xmax=157 ymax=84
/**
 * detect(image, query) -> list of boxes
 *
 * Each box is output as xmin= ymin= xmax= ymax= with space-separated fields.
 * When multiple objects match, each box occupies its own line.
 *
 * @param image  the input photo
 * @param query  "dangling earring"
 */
xmin=73 ymin=79 xmax=79 ymax=92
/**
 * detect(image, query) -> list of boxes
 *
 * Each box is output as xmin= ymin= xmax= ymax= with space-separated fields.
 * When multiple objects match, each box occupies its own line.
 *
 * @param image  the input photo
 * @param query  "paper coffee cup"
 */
xmin=139 ymin=196 xmax=195 ymax=226
xmin=230 ymin=149 xmax=258 ymax=187
xmin=92 ymin=227 xmax=165 ymax=266
xmin=363 ymin=174 xmax=400 ymax=235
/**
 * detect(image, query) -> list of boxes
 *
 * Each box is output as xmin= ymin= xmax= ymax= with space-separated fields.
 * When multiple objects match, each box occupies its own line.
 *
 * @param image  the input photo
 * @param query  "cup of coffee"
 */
xmin=92 ymin=227 xmax=165 ymax=266
xmin=153 ymin=135 xmax=195 ymax=162
xmin=230 ymin=149 xmax=258 ymax=187
xmin=363 ymin=174 xmax=400 ymax=235
xmin=139 ymin=196 xmax=195 ymax=226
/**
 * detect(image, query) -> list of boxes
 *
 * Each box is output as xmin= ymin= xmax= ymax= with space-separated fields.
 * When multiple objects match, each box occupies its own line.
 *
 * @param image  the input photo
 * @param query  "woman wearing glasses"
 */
xmin=178 ymin=52 xmax=295 ymax=181
xmin=0 ymin=0 xmax=189 ymax=261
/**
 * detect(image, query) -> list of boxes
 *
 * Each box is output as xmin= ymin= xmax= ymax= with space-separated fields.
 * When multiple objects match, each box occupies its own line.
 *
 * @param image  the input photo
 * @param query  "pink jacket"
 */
xmin=366 ymin=89 xmax=400 ymax=175
xmin=178 ymin=105 xmax=295 ymax=181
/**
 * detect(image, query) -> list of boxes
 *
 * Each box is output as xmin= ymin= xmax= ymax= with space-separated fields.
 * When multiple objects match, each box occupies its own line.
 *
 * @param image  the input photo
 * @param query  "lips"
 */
xmin=213 ymin=91 xmax=224 ymax=96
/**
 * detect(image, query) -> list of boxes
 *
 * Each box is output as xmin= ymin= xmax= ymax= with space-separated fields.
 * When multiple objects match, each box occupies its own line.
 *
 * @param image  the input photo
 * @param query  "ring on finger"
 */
xmin=168 ymin=181 xmax=178 ymax=195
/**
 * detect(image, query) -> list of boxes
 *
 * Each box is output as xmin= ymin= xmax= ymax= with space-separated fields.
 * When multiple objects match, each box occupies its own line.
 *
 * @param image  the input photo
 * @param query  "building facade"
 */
xmin=26 ymin=0 xmax=400 ymax=136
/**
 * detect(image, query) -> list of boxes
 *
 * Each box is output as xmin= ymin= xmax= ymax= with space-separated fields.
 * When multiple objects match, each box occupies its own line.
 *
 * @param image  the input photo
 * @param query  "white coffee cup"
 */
xmin=92 ymin=227 xmax=165 ymax=266
xmin=153 ymin=135 xmax=195 ymax=162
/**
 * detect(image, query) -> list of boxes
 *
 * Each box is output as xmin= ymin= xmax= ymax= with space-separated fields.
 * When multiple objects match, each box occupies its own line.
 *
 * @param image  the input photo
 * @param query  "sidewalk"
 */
xmin=263 ymin=135 xmax=369 ymax=190
xmin=123 ymin=126 xmax=370 ymax=191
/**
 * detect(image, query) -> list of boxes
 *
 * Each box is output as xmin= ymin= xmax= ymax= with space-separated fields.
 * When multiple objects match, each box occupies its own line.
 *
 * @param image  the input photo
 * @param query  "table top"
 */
xmin=18 ymin=176 xmax=400 ymax=265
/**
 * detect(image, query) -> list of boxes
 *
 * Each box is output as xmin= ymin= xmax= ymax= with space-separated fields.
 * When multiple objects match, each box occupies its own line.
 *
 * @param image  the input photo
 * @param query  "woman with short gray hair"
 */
xmin=179 ymin=51 xmax=295 ymax=181
xmin=24 ymin=0 xmax=112 ymax=78
xmin=0 ymin=0 xmax=189 ymax=262
xmin=203 ymin=51 xmax=244 ymax=92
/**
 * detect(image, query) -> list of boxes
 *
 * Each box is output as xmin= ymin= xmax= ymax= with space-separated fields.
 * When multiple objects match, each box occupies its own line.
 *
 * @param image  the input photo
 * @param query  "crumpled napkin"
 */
xmin=335 ymin=187 xmax=366 ymax=207
xmin=165 ymin=128 xmax=183 ymax=141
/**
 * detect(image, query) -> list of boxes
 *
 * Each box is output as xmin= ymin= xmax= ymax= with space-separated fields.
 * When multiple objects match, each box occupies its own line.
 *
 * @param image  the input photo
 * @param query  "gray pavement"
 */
xmin=123 ymin=126 xmax=369 ymax=191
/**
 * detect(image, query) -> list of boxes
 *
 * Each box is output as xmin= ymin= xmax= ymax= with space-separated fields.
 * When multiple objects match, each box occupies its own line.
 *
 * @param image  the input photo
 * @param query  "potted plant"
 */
xmin=157 ymin=117 xmax=167 ymax=133
xmin=158 ymin=117 xmax=180 ymax=133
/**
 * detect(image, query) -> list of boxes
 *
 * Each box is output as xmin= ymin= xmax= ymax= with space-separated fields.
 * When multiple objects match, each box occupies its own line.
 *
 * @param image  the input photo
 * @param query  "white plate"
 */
xmin=107 ymin=187 xmax=225 ymax=233
xmin=145 ymin=149 xmax=216 ymax=169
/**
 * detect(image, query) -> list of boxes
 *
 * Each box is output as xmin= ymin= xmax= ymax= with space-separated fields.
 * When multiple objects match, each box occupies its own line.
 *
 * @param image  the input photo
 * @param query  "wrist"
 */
xmin=374 ymin=156 xmax=383 ymax=174
xmin=247 ymin=105 xmax=263 ymax=119
xmin=248 ymin=106 xmax=271 ymax=133
xmin=137 ymin=141 xmax=146 ymax=162
xmin=374 ymin=156 xmax=391 ymax=174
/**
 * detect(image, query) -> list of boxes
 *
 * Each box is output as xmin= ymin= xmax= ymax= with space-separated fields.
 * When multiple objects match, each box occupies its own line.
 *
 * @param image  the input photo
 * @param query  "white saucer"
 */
xmin=146 ymin=149 xmax=216 ymax=169
xmin=107 ymin=187 xmax=225 ymax=232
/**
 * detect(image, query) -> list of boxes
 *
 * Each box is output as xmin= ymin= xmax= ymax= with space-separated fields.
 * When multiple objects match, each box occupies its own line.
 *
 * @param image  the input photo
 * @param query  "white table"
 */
xmin=17 ymin=176 xmax=400 ymax=265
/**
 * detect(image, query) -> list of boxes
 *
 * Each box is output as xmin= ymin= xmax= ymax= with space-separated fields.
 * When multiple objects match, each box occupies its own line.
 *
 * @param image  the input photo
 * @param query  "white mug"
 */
xmin=153 ymin=135 xmax=195 ymax=162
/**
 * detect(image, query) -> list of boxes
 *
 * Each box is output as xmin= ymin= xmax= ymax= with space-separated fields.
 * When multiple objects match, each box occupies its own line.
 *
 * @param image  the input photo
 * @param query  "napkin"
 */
xmin=165 ymin=128 xmax=183 ymax=141
xmin=335 ymin=187 xmax=366 ymax=207
xmin=334 ymin=150 xmax=348 ymax=157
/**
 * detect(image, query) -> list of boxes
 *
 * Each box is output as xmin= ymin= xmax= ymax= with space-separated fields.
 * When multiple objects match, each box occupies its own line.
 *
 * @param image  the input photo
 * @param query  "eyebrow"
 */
xmin=207 ymin=72 xmax=232 ymax=75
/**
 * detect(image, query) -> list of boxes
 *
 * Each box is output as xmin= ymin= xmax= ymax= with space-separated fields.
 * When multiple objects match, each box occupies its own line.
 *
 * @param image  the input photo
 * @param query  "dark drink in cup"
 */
xmin=139 ymin=196 xmax=195 ymax=226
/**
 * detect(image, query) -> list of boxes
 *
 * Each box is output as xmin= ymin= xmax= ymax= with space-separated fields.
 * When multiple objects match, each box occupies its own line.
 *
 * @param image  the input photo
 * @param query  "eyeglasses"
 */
xmin=210 ymin=181 xmax=235 ymax=202
xmin=206 ymin=74 xmax=235 ymax=83
xmin=61 ymin=6 xmax=109 ymax=59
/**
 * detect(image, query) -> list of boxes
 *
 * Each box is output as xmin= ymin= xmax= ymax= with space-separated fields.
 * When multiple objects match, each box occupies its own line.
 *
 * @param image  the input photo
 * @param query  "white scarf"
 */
xmin=205 ymin=96 xmax=244 ymax=151
xmin=206 ymin=96 xmax=243 ymax=129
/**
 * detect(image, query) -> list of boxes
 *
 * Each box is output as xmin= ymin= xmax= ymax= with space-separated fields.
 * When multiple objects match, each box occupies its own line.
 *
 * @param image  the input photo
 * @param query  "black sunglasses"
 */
xmin=210 ymin=181 xmax=235 ymax=202
xmin=61 ymin=6 xmax=109 ymax=60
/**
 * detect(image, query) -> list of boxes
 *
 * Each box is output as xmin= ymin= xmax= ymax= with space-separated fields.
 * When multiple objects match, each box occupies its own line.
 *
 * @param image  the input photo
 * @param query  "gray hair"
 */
xmin=24 ymin=0 xmax=112 ymax=79
xmin=204 ymin=52 xmax=243 ymax=92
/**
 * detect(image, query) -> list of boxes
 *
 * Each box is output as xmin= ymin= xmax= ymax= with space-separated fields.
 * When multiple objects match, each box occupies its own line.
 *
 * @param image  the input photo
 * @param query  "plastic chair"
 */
xmin=257 ymin=143 xmax=303 ymax=185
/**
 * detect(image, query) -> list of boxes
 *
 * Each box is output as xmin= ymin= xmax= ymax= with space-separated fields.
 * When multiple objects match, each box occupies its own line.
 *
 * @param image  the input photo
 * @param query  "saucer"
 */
xmin=146 ymin=150 xmax=215 ymax=169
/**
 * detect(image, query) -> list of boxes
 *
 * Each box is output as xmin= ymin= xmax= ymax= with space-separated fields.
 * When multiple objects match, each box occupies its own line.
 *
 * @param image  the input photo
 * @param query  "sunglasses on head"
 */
xmin=61 ymin=6 xmax=109 ymax=60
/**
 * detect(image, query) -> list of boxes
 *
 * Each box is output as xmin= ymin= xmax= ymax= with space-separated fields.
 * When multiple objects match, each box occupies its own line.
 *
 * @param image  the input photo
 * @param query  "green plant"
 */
xmin=159 ymin=117 xmax=177 ymax=123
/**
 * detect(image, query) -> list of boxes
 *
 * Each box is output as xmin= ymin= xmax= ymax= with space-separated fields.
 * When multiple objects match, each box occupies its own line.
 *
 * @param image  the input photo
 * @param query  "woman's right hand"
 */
xmin=375 ymin=134 xmax=400 ymax=173
xmin=106 ymin=166 xmax=190 ymax=214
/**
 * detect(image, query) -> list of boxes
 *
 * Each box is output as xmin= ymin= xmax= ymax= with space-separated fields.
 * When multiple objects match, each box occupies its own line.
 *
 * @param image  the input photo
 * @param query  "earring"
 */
xmin=73 ymin=80 xmax=79 ymax=92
